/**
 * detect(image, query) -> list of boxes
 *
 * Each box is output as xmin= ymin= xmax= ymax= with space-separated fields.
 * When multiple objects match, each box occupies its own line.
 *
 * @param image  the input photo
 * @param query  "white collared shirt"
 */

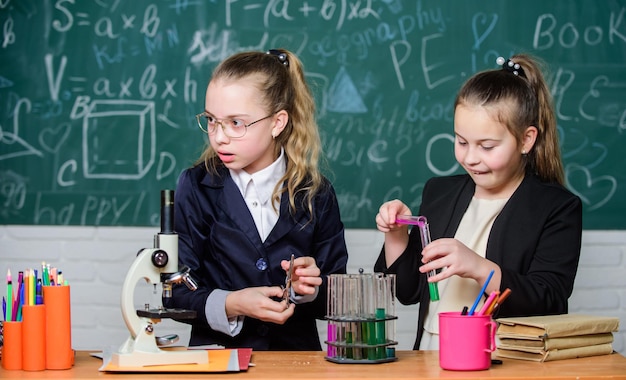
xmin=229 ymin=149 xmax=286 ymax=242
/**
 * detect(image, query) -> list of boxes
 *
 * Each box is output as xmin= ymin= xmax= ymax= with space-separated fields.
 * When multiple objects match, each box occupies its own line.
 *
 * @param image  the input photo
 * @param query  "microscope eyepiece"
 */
xmin=160 ymin=189 xmax=175 ymax=234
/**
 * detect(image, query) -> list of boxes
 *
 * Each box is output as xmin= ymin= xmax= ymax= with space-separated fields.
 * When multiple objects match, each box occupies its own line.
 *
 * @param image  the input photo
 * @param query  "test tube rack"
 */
xmin=325 ymin=272 xmax=398 ymax=364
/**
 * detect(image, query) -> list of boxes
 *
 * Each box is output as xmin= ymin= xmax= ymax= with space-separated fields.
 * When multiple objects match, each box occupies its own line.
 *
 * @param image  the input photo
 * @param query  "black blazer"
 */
xmin=375 ymin=173 xmax=582 ymax=349
xmin=165 ymin=164 xmax=348 ymax=350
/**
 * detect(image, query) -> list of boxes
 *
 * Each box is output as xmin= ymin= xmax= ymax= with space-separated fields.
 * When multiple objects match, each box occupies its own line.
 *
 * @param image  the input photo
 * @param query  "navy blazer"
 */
xmin=166 ymin=164 xmax=348 ymax=350
xmin=375 ymin=173 xmax=582 ymax=349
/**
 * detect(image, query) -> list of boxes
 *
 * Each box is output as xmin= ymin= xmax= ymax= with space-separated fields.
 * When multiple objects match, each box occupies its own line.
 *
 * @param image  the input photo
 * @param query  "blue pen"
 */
xmin=35 ymin=279 xmax=43 ymax=305
xmin=468 ymin=269 xmax=495 ymax=316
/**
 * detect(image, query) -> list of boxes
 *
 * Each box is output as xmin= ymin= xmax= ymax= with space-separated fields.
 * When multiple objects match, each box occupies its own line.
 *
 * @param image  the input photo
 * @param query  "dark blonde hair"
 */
xmin=454 ymin=54 xmax=564 ymax=185
xmin=197 ymin=49 xmax=324 ymax=217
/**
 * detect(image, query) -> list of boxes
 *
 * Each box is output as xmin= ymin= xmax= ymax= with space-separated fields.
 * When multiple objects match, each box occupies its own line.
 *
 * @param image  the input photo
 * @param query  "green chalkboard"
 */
xmin=1 ymin=1 xmax=625 ymax=229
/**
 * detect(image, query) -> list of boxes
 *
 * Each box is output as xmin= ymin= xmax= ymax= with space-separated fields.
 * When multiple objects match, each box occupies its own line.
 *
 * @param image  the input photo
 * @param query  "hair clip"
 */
xmin=267 ymin=49 xmax=289 ymax=67
xmin=496 ymin=56 xmax=525 ymax=77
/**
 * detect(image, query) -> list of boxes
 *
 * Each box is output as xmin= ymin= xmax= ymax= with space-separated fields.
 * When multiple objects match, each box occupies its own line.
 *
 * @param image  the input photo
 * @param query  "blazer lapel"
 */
xmin=431 ymin=177 xmax=475 ymax=239
xmin=263 ymin=191 xmax=307 ymax=247
xmin=204 ymin=171 xmax=305 ymax=251
xmin=204 ymin=171 xmax=265 ymax=249
xmin=446 ymin=179 xmax=475 ymax=236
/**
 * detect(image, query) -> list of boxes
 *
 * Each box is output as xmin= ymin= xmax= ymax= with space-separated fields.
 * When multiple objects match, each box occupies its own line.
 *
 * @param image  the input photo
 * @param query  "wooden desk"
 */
xmin=1 ymin=350 xmax=625 ymax=379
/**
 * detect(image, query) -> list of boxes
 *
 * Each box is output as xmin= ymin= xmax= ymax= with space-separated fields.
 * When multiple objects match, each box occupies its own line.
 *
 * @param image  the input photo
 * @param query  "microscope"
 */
xmin=111 ymin=190 xmax=208 ymax=367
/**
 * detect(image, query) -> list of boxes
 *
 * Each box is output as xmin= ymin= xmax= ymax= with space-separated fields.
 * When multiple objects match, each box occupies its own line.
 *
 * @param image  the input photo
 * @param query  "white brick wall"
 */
xmin=0 ymin=226 xmax=624 ymax=356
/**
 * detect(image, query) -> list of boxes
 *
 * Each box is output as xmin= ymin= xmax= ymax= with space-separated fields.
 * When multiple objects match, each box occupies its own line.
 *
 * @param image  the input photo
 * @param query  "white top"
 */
xmin=420 ymin=196 xmax=508 ymax=350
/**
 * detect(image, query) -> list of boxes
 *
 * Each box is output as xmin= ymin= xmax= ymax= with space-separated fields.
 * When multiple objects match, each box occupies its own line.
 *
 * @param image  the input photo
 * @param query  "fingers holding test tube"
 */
xmin=376 ymin=200 xmax=412 ymax=232
xmin=395 ymin=215 xmax=439 ymax=301
xmin=418 ymin=238 xmax=498 ymax=287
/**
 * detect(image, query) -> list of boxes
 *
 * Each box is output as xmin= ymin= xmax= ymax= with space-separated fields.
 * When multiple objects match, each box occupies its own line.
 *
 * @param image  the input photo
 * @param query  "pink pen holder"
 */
xmin=438 ymin=311 xmax=497 ymax=371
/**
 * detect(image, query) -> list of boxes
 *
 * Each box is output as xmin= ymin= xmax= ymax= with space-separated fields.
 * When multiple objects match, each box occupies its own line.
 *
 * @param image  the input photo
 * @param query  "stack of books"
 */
xmin=495 ymin=314 xmax=620 ymax=362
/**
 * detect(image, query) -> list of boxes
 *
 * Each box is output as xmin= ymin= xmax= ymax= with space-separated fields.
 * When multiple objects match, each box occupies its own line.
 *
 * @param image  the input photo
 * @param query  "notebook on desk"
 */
xmin=98 ymin=347 xmax=253 ymax=372
xmin=496 ymin=314 xmax=620 ymax=339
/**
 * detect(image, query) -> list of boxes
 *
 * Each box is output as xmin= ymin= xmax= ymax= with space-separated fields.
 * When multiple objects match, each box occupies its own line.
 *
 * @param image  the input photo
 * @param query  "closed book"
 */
xmin=495 ymin=343 xmax=614 ymax=362
xmin=496 ymin=314 xmax=619 ymax=339
xmin=499 ymin=332 xmax=614 ymax=352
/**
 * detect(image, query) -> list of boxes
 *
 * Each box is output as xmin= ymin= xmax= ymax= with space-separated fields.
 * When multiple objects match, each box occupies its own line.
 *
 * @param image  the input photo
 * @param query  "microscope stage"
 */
xmin=137 ymin=308 xmax=197 ymax=319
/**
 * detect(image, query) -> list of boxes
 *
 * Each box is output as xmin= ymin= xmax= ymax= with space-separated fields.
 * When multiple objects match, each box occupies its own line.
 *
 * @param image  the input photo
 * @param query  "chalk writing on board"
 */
xmin=0 ymin=1 xmax=624 ymax=228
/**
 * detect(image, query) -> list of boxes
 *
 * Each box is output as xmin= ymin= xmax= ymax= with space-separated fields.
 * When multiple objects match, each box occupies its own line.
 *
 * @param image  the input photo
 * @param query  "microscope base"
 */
xmin=110 ymin=349 xmax=208 ymax=368
xmin=112 ymin=318 xmax=208 ymax=368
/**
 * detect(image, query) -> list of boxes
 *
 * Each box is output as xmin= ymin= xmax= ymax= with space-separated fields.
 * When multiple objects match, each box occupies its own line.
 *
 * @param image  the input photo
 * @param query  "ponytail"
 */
xmin=455 ymin=54 xmax=564 ymax=184
xmin=198 ymin=49 xmax=325 ymax=218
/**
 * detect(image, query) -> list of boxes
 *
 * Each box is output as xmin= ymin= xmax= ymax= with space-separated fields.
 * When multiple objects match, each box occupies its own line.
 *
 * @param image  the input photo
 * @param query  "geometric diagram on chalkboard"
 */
xmin=0 ymin=75 xmax=13 ymax=88
xmin=0 ymin=130 xmax=43 ymax=161
xmin=82 ymin=100 xmax=155 ymax=180
xmin=326 ymin=66 xmax=367 ymax=113
xmin=0 ymin=98 xmax=44 ymax=161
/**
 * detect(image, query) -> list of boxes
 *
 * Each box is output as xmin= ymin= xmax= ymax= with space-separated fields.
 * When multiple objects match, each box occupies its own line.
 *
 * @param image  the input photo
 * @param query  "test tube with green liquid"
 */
xmin=361 ymin=273 xmax=376 ymax=360
xmin=384 ymin=274 xmax=396 ymax=358
xmin=373 ymin=273 xmax=386 ymax=359
xmin=416 ymin=216 xmax=440 ymax=301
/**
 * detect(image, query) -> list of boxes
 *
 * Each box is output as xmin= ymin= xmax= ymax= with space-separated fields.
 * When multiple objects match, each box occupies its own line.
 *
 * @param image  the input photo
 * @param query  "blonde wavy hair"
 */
xmin=197 ymin=48 xmax=324 ymax=217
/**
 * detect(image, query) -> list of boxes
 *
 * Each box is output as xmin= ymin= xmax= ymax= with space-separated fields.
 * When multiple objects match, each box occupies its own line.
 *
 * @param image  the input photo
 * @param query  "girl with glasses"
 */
xmin=165 ymin=48 xmax=348 ymax=350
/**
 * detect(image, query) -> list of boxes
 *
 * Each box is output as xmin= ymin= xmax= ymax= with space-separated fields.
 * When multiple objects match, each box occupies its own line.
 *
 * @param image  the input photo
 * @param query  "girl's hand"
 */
xmin=226 ymin=287 xmax=295 ymax=324
xmin=376 ymin=199 xmax=412 ymax=267
xmin=375 ymin=199 xmax=412 ymax=233
xmin=419 ymin=238 xmax=489 ymax=282
xmin=282 ymin=256 xmax=322 ymax=296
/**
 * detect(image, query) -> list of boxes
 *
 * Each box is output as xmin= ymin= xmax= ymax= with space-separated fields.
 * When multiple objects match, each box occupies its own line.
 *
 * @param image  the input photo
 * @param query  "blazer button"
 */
xmin=256 ymin=258 xmax=268 ymax=271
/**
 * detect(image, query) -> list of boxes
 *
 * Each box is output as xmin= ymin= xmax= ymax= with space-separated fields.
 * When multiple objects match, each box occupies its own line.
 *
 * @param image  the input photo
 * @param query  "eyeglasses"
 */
xmin=196 ymin=112 xmax=274 ymax=139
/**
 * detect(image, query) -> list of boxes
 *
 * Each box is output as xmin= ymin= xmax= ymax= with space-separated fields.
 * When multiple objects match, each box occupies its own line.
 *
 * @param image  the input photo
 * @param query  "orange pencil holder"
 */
xmin=21 ymin=304 xmax=46 ymax=371
xmin=43 ymin=285 xmax=74 ymax=369
xmin=1 ymin=321 xmax=23 ymax=370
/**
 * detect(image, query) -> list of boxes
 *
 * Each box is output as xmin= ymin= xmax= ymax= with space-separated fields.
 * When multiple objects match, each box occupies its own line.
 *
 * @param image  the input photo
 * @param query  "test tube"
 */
xmin=374 ymin=273 xmax=386 ymax=359
xmin=344 ymin=275 xmax=361 ymax=359
xmin=416 ymin=216 xmax=440 ymax=301
xmin=326 ymin=274 xmax=337 ymax=358
xmin=334 ymin=274 xmax=346 ymax=359
xmin=360 ymin=273 xmax=376 ymax=360
xmin=385 ymin=274 xmax=396 ymax=358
